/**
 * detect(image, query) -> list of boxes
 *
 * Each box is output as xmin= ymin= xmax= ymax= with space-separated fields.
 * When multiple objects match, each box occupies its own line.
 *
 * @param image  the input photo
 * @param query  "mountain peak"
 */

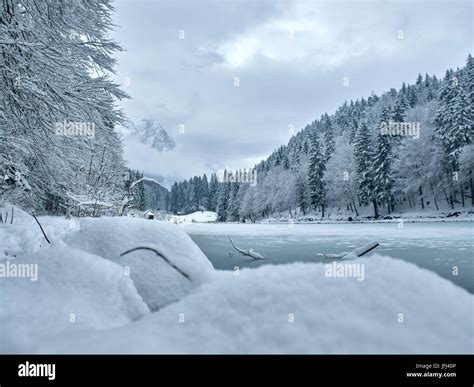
xmin=134 ymin=119 xmax=175 ymax=152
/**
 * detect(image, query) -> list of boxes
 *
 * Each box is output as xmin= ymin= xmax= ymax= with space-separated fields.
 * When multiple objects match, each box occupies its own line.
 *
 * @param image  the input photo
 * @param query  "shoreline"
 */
xmin=187 ymin=217 xmax=474 ymax=225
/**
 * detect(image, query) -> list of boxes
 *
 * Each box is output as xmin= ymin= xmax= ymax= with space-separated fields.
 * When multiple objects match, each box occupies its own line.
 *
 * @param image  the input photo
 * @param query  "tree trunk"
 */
xmin=442 ymin=187 xmax=450 ymax=207
xmin=470 ymin=170 xmax=474 ymax=206
xmin=372 ymin=200 xmax=378 ymax=218
xmin=460 ymin=184 xmax=465 ymax=207
xmin=429 ymin=183 xmax=439 ymax=210
xmin=351 ymin=196 xmax=359 ymax=216
xmin=419 ymin=186 xmax=424 ymax=209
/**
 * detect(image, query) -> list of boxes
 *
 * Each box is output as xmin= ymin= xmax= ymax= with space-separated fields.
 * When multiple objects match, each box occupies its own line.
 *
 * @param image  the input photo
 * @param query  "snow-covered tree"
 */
xmin=1 ymin=0 xmax=127 ymax=212
xmin=308 ymin=132 xmax=326 ymax=217
xmin=373 ymin=107 xmax=394 ymax=214
xmin=226 ymin=182 xmax=240 ymax=221
xmin=323 ymin=114 xmax=335 ymax=162
xmin=208 ymin=173 xmax=219 ymax=211
xmin=216 ymin=182 xmax=230 ymax=221
xmin=354 ymin=123 xmax=378 ymax=217
xmin=325 ymin=135 xmax=359 ymax=216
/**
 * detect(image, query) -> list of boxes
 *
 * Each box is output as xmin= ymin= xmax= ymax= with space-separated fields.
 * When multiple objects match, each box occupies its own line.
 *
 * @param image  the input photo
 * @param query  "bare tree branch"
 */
xmin=32 ymin=213 xmax=51 ymax=244
xmin=120 ymin=246 xmax=191 ymax=281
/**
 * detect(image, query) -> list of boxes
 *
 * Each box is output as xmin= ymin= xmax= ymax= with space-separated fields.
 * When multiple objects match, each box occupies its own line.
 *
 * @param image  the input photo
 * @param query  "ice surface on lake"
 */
xmin=184 ymin=222 xmax=474 ymax=293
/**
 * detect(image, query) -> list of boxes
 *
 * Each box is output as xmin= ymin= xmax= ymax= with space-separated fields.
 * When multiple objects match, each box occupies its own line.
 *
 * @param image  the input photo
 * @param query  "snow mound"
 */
xmin=64 ymin=217 xmax=215 ymax=311
xmin=1 ymin=205 xmax=53 ymax=258
xmin=2 ymin=211 xmax=472 ymax=354
xmin=38 ymin=255 xmax=473 ymax=354
xmin=0 ymin=242 xmax=149 ymax=353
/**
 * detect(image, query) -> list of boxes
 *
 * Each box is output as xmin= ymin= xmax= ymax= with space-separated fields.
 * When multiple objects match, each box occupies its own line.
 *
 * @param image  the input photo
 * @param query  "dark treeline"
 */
xmin=169 ymin=169 xmax=256 ymax=218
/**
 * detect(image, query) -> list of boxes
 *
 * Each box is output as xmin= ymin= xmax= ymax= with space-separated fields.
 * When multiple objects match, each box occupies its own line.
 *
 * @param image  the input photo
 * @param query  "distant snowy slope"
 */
xmin=170 ymin=211 xmax=217 ymax=224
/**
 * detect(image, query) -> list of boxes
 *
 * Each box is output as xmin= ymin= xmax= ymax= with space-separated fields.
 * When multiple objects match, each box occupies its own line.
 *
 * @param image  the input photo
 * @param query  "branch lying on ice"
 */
xmin=228 ymin=237 xmax=266 ymax=260
xmin=120 ymin=246 xmax=191 ymax=281
xmin=317 ymin=241 xmax=379 ymax=260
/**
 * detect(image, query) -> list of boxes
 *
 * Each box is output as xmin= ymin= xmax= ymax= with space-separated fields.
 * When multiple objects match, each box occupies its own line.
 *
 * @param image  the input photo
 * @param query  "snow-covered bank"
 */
xmin=0 ymin=204 xmax=214 ymax=353
xmin=35 ymin=256 xmax=473 ymax=354
xmin=0 ymin=243 xmax=150 ymax=353
xmin=169 ymin=211 xmax=217 ymax=224
xmin=254 ymin=208 xmax=474 ymax=224
xmin=1 ymin=205 xmax=472 ymax=354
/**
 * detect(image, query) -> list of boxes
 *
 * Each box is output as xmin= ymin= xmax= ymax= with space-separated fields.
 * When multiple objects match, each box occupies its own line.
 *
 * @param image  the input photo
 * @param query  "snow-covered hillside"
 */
xmin=0 ymin=206 xmax=472 ymax=354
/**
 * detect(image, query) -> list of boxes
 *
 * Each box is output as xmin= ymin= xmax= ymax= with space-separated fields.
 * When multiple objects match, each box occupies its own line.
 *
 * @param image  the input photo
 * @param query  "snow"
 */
xmin=129 ymin=176 xmax=163 ymax=190
xmin=255 ymin=208 xmax=474 ymax=224
xmin=0 ymin=242 xmax=149 ymax=353
xmin=170 ymin=211 xmax=217 ymax=224
xmin=0 ymin=205 xmax=72 ymax=258
xmin=66 ymin=192 xmax=113 ymax=208
xmin=1 ymin=205 xmax=472 ymax=354
xmin=63 ymin=217 xmax=215 ymax=311
xmin=36 ymin=256 xmax=472 ymax=354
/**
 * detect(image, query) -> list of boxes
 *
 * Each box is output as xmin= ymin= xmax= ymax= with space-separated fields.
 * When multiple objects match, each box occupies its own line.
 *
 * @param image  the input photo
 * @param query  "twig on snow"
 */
xmin=32 ymin=213 xmax=51 ymax=244
xmin=120 ymin=246 xmax=191 ymax=281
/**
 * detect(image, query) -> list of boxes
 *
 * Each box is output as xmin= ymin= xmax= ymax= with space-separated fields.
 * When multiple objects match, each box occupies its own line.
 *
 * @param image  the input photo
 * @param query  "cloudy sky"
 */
xmin=111 ymin=0 xmax=473 ymax=187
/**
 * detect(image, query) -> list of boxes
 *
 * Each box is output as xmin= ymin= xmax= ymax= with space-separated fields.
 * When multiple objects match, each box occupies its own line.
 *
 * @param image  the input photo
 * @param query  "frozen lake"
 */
xmin=184 ymin=222 xmax=474 ymax=293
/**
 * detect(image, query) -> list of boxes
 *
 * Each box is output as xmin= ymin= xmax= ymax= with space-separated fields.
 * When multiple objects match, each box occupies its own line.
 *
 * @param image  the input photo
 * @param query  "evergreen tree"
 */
xmin=177 ymin=180 xmax=187 ymax=213
xmin=416 ymin=73 xmax=423 ymax=86
xmin=465 ymin=54 xmax=474 ymax=108
xmin=308 ymin=133 xmax=326 ymax=217
xmin=463 ymin=54 xmax=474 ymax=138
xmin=393 ymin=96 xmax=407 ymax=122
xmin=124 ymin=169 xmax=146 ymax=211
xmin=216 ymin=182 xmax=230 ymax=221
xmin=295 ymin=171 xmax=311 ymax=215
xmin=323 ymin=114 xmax=335 ymax=161
xmin=408 ymin=86 xmax=418 ymax=107
xmin=208 ymin=173 xmax=219 ymax=211
xmin=227 ymin=182 xmax=240 ymax=221
xmin=354 ymin=123 xmax=378 ymax=217
xmin=373 ymin=108 xmax=394 ymax=214
xmin=435 ymin=70 xmax=472 ymax=170
xmin=169 ymin=182 xmax=178 ymax=213
xmin=200 ymin=174 xmax=210 ymax=209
